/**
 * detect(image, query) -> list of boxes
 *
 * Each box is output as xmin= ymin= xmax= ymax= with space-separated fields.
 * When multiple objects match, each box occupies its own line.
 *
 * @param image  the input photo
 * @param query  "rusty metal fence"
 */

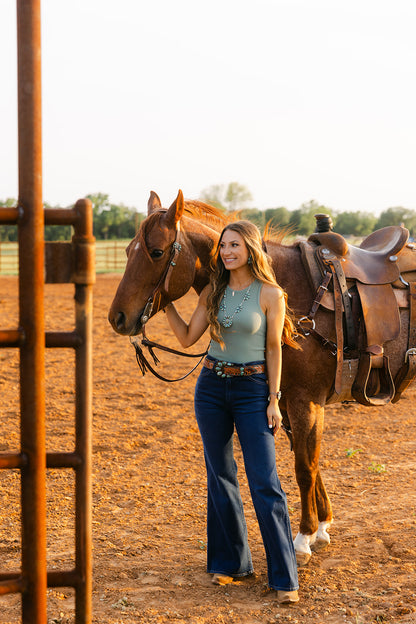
xmin=0 ymin=2 xmax=94 ymax=623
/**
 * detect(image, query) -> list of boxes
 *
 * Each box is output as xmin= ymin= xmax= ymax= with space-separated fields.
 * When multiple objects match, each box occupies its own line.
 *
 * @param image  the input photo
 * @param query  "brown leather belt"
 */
xmin=203 ymin=357 xmax=265 ymax=377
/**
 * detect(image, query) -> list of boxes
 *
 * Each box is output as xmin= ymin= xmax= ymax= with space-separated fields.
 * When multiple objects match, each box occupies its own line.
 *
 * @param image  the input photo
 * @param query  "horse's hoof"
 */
xmin=311 ymin=521 xmax=332 ymax=552
xmin=311 ymin=536 xmax=330 ymax=552
xmin=295 ymin=550 xmax=311 ymax=567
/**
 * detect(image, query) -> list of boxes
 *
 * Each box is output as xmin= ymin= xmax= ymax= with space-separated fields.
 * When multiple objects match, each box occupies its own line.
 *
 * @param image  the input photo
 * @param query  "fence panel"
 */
xmin=0 ymin=240 xmax=128 ymax=275
xmin=0 ymin=242 xmax=19 ymax=275
xmin=95 ymin=240 xmax=128 ymax=273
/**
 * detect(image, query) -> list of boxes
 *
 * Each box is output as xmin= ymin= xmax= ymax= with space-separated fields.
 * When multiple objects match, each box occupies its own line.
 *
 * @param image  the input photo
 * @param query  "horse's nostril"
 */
xmin=115 ymin=311 xmax=125 ymax=330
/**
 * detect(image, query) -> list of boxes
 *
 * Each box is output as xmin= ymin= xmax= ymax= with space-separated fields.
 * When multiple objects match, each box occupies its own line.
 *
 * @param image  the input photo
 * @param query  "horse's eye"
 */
xmin=150 ymin=249 xmax=164 ymax=259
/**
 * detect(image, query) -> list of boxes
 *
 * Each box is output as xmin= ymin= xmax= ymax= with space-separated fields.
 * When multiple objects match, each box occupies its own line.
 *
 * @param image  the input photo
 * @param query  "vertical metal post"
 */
xmin=73 ymin=199 xmax=94 ymax=623
xmin=16 ymin=0 xmax=47 ymax=622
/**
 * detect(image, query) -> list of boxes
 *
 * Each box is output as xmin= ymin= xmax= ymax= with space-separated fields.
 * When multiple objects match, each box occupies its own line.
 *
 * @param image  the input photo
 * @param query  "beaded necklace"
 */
xmin=219 ymin=283 xmax=252 ymax=328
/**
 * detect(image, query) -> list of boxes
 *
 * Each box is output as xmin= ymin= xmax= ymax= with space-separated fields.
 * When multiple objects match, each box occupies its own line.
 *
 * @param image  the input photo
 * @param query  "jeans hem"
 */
xmin=269 ymin=584 xmax=299 ymax=591
xmin=208 ymin=569 xmax=254 ymax=578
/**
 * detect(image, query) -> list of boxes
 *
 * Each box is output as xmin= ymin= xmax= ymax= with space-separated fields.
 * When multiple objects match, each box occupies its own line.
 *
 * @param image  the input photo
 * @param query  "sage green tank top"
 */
xmin=208 ymin=279 xmax=266 ymax=364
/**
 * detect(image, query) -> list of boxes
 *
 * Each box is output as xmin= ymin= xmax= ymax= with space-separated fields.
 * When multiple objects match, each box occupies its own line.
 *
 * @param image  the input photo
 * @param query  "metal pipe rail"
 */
xmin=0 ymin=452 xmax=83 ymax=470
xmin=0 ymin=207 xmax=20 ymax=223
xmin=0 ymin=205 xmax=90 ymax=227
xmin=0 ymin=3 xmax=94 ymax=620
xmin=0 ymin=569 xmax=82 ymax=593
xmin=0 ymin=200 xmax=95 ymax=623
xmin=0 ymin=330 xmax=83 ymax=348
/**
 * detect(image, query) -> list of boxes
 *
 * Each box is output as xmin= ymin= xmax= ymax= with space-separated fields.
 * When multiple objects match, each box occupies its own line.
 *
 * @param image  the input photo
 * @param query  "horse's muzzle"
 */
xmin=108 ymin=309 xmax=143 ymax=336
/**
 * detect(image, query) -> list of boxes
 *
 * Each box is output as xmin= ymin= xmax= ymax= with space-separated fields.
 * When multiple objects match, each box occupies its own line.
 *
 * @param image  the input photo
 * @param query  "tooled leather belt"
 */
xmin=203 ymin=357 xmax=265 ymax=377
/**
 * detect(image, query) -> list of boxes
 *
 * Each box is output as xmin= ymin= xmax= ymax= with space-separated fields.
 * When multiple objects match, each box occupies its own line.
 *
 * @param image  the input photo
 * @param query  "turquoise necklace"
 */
xmin=219 ymin=283 xmax=252 ymax=328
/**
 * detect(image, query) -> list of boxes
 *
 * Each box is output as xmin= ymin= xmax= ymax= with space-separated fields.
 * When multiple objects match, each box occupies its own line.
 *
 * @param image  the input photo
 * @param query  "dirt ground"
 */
xmin=1 ymin=274 xmax=416 ymax=624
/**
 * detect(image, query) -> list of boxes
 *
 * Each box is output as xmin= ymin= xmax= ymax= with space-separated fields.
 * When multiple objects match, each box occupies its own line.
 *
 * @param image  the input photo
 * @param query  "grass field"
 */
xmin=0 ymin=240 xmax=129 ymax=275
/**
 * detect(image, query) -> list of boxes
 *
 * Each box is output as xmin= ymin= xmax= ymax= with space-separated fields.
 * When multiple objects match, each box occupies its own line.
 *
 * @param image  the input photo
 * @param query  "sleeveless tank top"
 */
xmin=208 ymin=279 xmax=266 ymax=364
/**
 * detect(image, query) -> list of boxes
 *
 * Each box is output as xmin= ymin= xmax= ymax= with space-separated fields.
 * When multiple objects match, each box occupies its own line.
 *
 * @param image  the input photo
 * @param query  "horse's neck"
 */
xmin=265 ymin=239 xmax=294 ymax=281
xmin=185 ymin=220 xmax=220 ymax=294
xmin=266 ymin=239 xmax=312 ymax=310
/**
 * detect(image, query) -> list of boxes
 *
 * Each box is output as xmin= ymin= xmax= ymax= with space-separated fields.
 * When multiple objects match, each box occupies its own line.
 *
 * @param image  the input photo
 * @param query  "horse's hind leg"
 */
xmin=311 ymin=469 xmax=333 ymax=552
xmin=288 ymin=400 xmax=332 ymax=566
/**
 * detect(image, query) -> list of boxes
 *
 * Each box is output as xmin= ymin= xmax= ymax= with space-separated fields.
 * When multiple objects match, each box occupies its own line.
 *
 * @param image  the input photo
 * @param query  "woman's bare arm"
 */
xmin=261 ymin=284 xmax=285 ymax=434
xmin=164 ymin=285 xmax=210 ymax=348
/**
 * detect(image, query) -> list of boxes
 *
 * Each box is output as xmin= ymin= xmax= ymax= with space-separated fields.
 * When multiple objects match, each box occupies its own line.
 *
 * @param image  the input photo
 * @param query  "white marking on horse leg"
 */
xmin=294 ymin=531 xmax=318 ymax=566
xmin=317 ymin=519 xmax=333 ymax=542
xmin=311 ymin=519 xmax=333 ymax=552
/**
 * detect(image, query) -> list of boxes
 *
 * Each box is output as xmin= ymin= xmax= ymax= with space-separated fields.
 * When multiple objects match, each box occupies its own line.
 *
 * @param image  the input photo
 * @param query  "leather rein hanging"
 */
xmin=130 ymin=222 xmax=208 ymax=383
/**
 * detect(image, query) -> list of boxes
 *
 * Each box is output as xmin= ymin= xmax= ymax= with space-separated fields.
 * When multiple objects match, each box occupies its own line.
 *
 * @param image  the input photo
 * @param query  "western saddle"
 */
xmin=299 ymin=216 xmax=416 ymax=406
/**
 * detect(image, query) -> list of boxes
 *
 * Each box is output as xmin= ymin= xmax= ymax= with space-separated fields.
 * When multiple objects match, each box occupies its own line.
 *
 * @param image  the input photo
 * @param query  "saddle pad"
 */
xmin=356 ymin=282 xmax=400 ymax=346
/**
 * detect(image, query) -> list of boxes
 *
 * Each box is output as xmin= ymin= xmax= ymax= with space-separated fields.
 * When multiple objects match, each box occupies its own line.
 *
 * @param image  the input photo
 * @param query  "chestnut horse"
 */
xmin=108 ymin=190 xmax=412 ymax=566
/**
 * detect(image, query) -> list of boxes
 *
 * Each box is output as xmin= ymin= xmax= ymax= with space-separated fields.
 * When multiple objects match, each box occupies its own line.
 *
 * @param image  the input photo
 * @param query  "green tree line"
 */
xmin=1 ymin=185 xmax=415 ymax=241
xmin=0 ymin=194 xmax=144 ymax=242
xmin=200 ymin=182 xmax=416 ymax=237
xmin=241 ymin=202 xmax=416 ymax=238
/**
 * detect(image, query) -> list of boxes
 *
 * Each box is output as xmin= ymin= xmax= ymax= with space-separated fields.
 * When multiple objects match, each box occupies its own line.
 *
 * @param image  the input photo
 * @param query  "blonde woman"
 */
xmin=165 ymin=220 xmax=299 ymax=604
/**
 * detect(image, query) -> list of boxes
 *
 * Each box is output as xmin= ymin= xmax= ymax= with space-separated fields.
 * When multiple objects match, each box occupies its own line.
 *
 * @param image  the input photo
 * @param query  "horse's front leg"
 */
xmin=288 ymin=400 xmax=332 ymax=566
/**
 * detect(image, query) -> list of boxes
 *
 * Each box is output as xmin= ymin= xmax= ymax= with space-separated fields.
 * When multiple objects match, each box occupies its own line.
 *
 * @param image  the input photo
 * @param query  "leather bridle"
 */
xmin=140 ymin=221 xmax=182 ymax=326
xmin=130 ymin=221 xmax=208 ymax=382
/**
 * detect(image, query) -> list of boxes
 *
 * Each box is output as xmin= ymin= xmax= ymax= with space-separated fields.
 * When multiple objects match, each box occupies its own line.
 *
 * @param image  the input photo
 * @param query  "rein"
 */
xmin=131 ymin=220 xmax=208 ymax=382
xmin=130 ymin=331 xmax=208 ymax=383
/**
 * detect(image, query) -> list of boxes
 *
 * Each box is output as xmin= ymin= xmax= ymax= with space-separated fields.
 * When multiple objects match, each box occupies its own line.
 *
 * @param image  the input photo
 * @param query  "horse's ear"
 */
xmin=147 ymin=191 xmax=162 ymax=215
xmin=164 ymin=190 xmax=185 ymax=227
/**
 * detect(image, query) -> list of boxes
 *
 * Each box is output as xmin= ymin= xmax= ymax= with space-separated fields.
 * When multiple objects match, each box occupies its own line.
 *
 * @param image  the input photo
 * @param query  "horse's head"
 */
xmin=108 ymin=190 xmax=199 ymax=336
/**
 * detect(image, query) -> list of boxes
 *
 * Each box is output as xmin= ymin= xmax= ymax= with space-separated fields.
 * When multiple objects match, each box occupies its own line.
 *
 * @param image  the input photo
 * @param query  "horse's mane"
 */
xmin=139 ymin=200 xmax=298 ymax=255
xmin=137 ymin=200 xmax=228 ymax=260
xmin=263 ymin=221 xmax=298 ymax=247
xmin=183 ymin=202 xmax=299 ymax=245
xmin=183 ymin=199 xmax=230 ymax=232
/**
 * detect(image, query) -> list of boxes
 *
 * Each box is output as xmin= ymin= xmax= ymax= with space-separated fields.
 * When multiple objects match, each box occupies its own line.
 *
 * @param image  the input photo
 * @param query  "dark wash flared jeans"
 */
xmin=194 ymin=360 xmax=299 ymax=591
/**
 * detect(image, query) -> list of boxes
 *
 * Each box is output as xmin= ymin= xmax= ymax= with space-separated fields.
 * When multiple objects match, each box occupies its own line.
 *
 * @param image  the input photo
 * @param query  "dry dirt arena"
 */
xmin=1 ymin=274 xmax=416 ymax=624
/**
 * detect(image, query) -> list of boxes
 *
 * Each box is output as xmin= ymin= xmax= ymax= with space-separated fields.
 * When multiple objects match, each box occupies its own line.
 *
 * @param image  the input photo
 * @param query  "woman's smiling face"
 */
xmin=219 ymin=229 xmax=250 ymax=271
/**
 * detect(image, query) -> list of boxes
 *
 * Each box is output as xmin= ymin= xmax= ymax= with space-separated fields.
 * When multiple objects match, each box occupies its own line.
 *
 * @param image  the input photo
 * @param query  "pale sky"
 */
xmin=1 ymin=0 xmax=415 ymax=215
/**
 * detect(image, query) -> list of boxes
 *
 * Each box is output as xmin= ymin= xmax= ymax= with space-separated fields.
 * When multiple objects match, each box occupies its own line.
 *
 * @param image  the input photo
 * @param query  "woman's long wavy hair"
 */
xmin=206 ymin=220 xmax=301 ymax=350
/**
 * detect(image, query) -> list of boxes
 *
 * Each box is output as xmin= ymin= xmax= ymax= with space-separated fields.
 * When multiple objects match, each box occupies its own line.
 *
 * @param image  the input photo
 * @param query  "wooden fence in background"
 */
xmin=0 ymin=240 xmax=128 ymax=275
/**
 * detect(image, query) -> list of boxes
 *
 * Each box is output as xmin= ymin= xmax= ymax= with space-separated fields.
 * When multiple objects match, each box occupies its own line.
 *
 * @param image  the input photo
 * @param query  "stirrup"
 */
xmin=352 ymin=352 xmax=395 ymax=406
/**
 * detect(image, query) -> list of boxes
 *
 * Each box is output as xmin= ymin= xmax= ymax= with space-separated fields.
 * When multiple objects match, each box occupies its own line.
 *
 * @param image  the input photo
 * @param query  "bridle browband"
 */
xmin=130 ymin=220 xmax=208 ymax=382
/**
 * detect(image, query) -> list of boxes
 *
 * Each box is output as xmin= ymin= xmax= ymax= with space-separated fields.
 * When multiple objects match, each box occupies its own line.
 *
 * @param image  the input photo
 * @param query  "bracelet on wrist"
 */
xmin=268 ymin=391 xmax=281 ymax=401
